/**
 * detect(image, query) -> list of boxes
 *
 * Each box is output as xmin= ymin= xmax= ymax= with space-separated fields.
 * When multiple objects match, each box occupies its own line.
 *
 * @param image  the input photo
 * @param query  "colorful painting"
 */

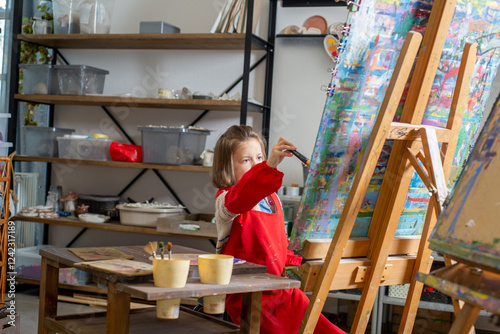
xmin=429 ymin=95 xmax=500 ymax=272
xmin=289 ymin=0 xmax=500 ymax=250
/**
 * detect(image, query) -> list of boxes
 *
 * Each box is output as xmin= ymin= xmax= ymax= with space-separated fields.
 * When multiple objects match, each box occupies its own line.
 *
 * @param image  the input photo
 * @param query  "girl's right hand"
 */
xmin=267 ymin=137 xmax=296 ymax=169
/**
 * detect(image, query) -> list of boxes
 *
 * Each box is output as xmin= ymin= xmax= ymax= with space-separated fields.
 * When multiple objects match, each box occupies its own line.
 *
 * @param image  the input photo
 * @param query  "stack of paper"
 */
xmin=211 ymin=0 xmax=262 ymax=34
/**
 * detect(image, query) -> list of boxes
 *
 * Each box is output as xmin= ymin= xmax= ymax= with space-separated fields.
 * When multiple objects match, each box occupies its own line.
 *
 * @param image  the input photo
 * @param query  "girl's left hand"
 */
xmin=267 ymin=137 xmax=296 ymax=169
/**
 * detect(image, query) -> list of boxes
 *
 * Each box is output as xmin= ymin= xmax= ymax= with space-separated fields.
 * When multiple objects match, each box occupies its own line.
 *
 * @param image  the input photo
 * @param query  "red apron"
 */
xmin=221 ymin=193 xmax=344 ymax=334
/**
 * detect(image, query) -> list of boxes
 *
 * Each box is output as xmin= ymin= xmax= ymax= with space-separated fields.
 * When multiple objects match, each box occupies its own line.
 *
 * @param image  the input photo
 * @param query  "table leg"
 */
xmin=106 ymin=282 xmax=131 ymax=334
xmin=38 ymin=257 xmax=59 ymax=334
xmin=448 ymin=302 xmax=481 ymax=334
xmin=240 ymin=291 xmax=262 ymax=334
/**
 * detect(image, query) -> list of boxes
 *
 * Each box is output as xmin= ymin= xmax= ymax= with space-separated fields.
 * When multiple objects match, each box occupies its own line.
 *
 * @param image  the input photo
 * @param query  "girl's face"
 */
xmin=233 ymin=138 xmax=264 ymax=183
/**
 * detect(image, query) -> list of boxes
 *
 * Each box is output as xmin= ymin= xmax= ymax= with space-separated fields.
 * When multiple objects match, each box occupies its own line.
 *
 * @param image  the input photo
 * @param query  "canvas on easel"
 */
xmin=428 ymin=94 xmax=500 ymax=272
xmin=416 ymin=95 xmax=500 ymax=333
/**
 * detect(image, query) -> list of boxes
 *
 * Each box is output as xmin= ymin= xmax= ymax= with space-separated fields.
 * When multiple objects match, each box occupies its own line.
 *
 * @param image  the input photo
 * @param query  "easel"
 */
xmin=298 ymin=0 xmax=479 ymax=331
xmin=416 ymin=90 xmax=500 ymax=334
xmin=418 ymin=263 xmax=500 ymax=334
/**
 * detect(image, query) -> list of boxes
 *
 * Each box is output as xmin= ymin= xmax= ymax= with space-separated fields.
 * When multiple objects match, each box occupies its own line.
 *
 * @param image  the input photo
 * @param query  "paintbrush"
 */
xmin=290 ymin=150 xmax=311 ymax=167
xmin=159 ymin=241 xmax=165 ymax=260
xmin=144 ymin=241 xmax=158 ymax=259
xmin=167 ymin=242 xmax=172 ymax=260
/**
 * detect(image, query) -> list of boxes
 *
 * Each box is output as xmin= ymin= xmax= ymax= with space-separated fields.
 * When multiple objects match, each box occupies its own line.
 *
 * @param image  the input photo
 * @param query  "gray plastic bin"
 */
xmin=20 ymin=64 xmax=59 ymax=94
xmin=22 ymin=127 xmax=75 ymax=157
xmin=54 ymin=65 xmax=109 ymax=95
xmin=139 ymin=126 xmax=210 ymax=165
xmin=57 ymin=136 xmax=113 ymax=160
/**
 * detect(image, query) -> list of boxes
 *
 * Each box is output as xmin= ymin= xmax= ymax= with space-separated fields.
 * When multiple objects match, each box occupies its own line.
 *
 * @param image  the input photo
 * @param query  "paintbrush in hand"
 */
xmin=144 ymin=241 xmax=158 ymax=259
xmin=167 ymin=242 xmax=172 ymax=260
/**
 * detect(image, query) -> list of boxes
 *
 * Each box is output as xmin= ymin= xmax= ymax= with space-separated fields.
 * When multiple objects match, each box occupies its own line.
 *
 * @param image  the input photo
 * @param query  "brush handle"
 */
xmin=290 ymin=150 xmax=311 ymax=166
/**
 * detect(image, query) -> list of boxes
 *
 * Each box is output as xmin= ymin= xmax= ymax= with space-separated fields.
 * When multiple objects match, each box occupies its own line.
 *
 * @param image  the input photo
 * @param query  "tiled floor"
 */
xmin=15 ymin=285 xmax=102 ymax=334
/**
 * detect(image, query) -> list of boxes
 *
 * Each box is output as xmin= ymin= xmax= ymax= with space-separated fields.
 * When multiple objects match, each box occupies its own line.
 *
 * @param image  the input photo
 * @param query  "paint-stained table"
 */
xmin=38 ymin=245 xmax=300 ymax=334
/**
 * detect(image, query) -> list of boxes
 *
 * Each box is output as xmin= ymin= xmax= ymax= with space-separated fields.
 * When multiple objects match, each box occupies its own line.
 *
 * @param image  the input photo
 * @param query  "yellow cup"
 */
xmin=198 ymin=254 xmax=234 ymax=285
xmin=156 ymin=298 xmax=181 ymax=319
xmin=152 ymin=258 xmax=190 ymax=288
xmin=203 ymin=294 xmax=226 ymax=314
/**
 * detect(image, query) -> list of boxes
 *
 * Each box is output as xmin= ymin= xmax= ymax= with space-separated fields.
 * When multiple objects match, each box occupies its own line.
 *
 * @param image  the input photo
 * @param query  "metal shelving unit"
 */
xmin=6 ymin=0 xmax=278 ymax=245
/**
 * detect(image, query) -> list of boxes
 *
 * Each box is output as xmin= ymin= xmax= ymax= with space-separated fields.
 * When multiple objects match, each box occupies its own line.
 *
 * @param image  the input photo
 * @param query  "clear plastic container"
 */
xmin=19 ymin=64 xmax=58 ymax=94
xmin=0 ymin=114 xmax=11 ymax=142
xmin=57 ymin=136 xmax=113 ymax=160
xmin=53 ymin=0 xmax=83 ymax=33
xmin=0 ymin=142 xmax=12 ymax=157
xmin=139 ymin=126 xmax=211 ymax=165
xmin=22 ymin=126 xmax=75 ymax=157
xmin=79 ymin=0 xmax=116 ymax=34
xmin=54 ymin=65 xmax=109 ymax=95
xmin=53 ymin=0 xmax=115 ymax=34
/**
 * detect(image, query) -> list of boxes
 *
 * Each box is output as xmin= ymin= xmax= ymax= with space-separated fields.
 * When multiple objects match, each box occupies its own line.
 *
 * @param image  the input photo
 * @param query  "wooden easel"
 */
xmin=298 ymin=0 xmax=479 ymax=332
xmin=418 ymin=263 xmax=500 ymax=334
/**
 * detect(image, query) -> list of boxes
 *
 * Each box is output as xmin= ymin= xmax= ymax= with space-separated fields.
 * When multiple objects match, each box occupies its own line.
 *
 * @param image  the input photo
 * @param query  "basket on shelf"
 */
xmin=77 ymin=194 xmax=120 ymax=219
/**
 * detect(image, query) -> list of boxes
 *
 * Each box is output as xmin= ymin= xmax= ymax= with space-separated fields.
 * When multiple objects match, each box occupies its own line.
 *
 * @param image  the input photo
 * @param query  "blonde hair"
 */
xmin=211 ymin=125 xmax=267 ymax=188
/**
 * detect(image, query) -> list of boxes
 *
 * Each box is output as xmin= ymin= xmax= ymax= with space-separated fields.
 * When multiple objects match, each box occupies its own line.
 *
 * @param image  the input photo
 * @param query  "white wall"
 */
xmin=47 ymin=1 xmax=500 ymax=249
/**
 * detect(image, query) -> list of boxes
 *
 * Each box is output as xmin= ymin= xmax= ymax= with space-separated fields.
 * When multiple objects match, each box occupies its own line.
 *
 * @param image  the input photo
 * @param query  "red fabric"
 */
xmin=217 ymin=162 xmax=345 ymax=334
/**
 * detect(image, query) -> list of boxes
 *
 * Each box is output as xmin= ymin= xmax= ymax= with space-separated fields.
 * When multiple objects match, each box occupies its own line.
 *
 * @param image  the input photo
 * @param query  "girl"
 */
xmin=211 ymin=125 xmax=344 ymax=334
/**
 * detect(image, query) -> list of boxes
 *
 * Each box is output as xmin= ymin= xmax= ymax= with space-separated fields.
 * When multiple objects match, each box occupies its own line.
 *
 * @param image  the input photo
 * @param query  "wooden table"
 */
xmin=38 ymin=245 xmax=300 ymax=334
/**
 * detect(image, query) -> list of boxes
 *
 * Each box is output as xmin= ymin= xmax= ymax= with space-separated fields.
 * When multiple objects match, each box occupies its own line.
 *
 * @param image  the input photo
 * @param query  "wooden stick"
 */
xmin=298 ymin=31 xmax=422 ymax=334
xmin=448 ymin=303 xmax=481 ymax=334
xmin=405 ymin=147 xmax=436 ymax=194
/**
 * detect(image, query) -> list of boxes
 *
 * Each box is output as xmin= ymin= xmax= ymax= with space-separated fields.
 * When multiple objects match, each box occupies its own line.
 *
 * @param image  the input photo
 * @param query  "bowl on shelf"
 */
xmin=116 ymin=204 xmax=184 ymax=227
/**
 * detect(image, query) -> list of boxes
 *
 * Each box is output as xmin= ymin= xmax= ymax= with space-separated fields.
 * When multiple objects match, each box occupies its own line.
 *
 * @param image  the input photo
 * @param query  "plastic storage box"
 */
xmin=53 ymin=0 xmax=83 ymax=33
xmin=22 ymin=126 xmax=75 ymax=157
xmin=116 ymin=204 xmax=184 ymax=227
xmin=57 ymin=136 xmax=113 ymax=160
xmin=0 ymin=113 xmax=11 ymax=142
xmin=15 ymin=245 xmax=92 ymax=285
xmin=53 ymin=0 xmax=115 ymax=34
xmin=54 ymin=65 xmax=109 ymax=95
xmin=139 ymin=126 xmax=211 ymax=165
xmin=0 ymin=142 xmax=12 ymax=157
xmin=19 ymin=64 xmax=58 ymax=94
xmin=140 ymin=21 xmax=180 ymax=34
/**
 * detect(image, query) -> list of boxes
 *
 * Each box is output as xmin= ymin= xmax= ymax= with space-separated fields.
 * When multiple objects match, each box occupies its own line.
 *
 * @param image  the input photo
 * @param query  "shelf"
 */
xmin=13 ymin=155 xmax=211 ymax=172
xmin=17 ymin=33 xmax=270 ymax=51
xmin=276 ymin=34 xmax=330 ymax=38
xmin=15 ymin=94 xmax=245 ymax=111
xmin=12 ymin=215 xmax=217 ymax=240
xmin=46 ymin=307 xmax=240 ymax=333
xmin=278 ymin=194 xmax=302 ymax=202
xmin=382 ymin=296 xmax=490 ymax=316
xmin=16 ymin=277 xmax=107 ymax=294
xmin=15 ymin=94 xmax=266 ymax=113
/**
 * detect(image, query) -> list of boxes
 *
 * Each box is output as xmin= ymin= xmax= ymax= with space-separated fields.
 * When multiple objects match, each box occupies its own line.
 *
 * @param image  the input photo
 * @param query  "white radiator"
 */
xmin=14 ymin=172 xmax=40 ymax=248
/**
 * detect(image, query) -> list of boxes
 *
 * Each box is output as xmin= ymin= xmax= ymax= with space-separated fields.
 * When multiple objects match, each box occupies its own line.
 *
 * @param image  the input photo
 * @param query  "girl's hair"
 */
xmin=211 ymin=125 xmax=267 ymax=188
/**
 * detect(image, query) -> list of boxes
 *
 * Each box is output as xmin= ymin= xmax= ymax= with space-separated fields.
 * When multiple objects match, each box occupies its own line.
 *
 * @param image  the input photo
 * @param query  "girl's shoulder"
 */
xmin=216 ymin=187 xmax=231 ymax=198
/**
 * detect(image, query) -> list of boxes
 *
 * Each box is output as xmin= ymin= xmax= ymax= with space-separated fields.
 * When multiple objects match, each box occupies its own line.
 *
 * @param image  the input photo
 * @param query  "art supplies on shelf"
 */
xmin=211 ymin=0 xmax=262 ymax=34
